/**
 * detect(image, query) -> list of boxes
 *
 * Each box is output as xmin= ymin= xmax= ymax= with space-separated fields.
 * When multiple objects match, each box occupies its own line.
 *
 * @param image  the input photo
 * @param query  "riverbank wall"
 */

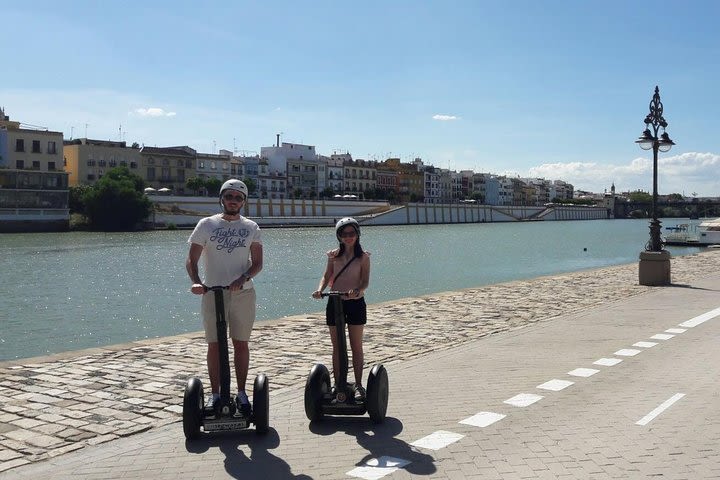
xmin=149 ymin=196 xmax=609 ymax=228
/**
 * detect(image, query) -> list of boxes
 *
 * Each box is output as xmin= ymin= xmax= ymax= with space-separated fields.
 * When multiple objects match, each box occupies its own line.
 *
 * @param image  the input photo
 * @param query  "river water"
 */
xmin=0 ymin=219 xmax=700 ymax=361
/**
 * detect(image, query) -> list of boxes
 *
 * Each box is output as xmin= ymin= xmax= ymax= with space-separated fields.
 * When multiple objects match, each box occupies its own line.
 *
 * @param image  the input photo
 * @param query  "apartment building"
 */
xmin=327 ymin=153 xmax=348 ymax=193
xmin=0 ymin=107 xmax=69 ymax=232
xmin=343 ymin=159 xmax=376 ymax=197
xmin=63 ymin=139 xmax=141 ymax=186
xmin=196 ymin=151 xmax=232 ymax=181
xmin=139 ymin=146 xmax=196 ymax=194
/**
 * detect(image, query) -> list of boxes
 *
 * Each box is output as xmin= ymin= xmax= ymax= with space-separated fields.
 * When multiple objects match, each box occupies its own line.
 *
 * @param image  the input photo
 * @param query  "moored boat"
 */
xmin=664 ymin=218 xmax=720 ymax=246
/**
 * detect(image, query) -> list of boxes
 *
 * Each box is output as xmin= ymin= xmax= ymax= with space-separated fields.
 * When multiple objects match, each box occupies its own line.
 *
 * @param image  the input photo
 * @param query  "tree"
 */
xmin=629 ymin=191 xmax=652 ymax=203
xmin=82 ymin=166 xmax=151 ymax=231
xmin=69 ymin=185 xmax=92 ymax=214
xmin=667 ymin=193 xmax=683 ymax=202
xmin=186 ymin=177 xmax=204 ymax=196
xmin=470 ymin=192 xmax=485 ymax=203
xmin=205 ymin=178 xmax=222 ymax=196
xmin=242 ymin=177 xmax=257 ymax=196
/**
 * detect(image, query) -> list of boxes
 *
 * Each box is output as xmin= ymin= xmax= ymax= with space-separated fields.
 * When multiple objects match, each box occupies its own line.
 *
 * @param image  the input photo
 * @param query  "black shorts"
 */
xmin=326 ymin=297 xmax=367 ymax=326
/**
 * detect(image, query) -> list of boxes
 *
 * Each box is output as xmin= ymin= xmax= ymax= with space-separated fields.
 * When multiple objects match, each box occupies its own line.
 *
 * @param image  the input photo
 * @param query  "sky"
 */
xmin=3 ymin=1 xmax=720 ymax=196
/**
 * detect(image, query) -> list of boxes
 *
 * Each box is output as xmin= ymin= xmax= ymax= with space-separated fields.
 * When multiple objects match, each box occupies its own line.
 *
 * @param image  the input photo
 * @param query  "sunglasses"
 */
xmin=223 ymin=194 xmax=245 ymax=202
xmin=339 ymin=231 xmax=357 ymax=238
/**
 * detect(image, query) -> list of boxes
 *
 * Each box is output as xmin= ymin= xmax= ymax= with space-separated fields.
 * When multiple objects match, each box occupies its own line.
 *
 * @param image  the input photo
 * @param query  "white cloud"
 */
xmin=528 ymin=152 xmax=720 ymax=196
xmin=133 ymin=107 xmax=176 ymax=117
xmin=432 ymin=114 xmax=459 ymax=121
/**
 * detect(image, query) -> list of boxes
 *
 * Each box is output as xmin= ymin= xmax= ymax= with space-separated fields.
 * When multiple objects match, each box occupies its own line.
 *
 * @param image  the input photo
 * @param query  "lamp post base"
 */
xmin=638 ymin=250 xmax=672 ymax=286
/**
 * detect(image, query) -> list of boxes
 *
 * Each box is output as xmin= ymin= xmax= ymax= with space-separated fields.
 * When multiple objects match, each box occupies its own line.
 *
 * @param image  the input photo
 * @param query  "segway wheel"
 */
xmin=366 ymin=364 xmax=389 ymax=424
xmin=183 ymin=377 xmax=204 ymax=440
xmin=304 ymin=363 xmax=330 ymax=421
xmin=253 ymin=373 xmax=270 ymax=434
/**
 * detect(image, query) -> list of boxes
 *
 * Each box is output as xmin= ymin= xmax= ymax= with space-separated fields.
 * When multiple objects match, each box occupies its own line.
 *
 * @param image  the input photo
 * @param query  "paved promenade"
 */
xmin=2 ymin=250 xmax=720 ymax=478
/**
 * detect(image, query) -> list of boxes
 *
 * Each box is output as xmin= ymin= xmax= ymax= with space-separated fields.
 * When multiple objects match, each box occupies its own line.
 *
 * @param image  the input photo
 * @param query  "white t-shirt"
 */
xmin=188 ymin=214 xmax=262 ymax=288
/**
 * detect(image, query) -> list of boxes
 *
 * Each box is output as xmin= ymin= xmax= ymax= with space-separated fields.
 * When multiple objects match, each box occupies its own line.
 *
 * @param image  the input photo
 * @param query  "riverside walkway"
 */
xmin=1 ymin=250 xmax=720 ymax=478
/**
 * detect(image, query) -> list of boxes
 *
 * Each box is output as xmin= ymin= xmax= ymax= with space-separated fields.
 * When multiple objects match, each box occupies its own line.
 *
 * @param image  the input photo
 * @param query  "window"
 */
xmin=210 ymin=162 xmax=216 ymax=170
xmin=15 ymin=139 xmax=24 ymax=152
xmin=32 ymin=161 xmax=40 ymax=170
xmin=177 ymin=159 xmax=184 ymax=167
xmin=199 ymin=161 xmax=205 ymax=168
xmin=147 ymin=167 xmax=156 ymax=181
xmin=87 ymin=174 xmax=96 ymax=180
xmin=47 ymin=141 xmax=57 ymax=154
xmin=48 ymin=162 xmax=56 ymax=171
xmin=16 ymin=160 xmax=24 ymax=169
xmin=32 ymin=141 xmax=41 ymax=153
xmin=130 ymin=162 xmax=137 ymax=168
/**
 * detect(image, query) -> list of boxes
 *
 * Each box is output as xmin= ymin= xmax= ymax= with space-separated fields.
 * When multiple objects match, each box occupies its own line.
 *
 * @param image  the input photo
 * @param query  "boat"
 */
xmin=664 ymin=218 xmax=720 ymax=246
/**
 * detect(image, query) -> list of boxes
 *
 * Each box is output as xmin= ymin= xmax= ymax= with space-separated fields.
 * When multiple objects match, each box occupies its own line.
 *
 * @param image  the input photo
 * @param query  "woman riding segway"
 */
xmin=307 ymin=217 xmax=388 ymax=422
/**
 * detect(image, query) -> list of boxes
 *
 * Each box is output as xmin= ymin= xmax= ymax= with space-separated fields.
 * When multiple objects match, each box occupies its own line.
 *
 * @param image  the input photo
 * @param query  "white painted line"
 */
xmin=347 ymin=456 xmax=411 ymax=480
xmin=568 ymin=368 xmax=599 ymax=377
xmin=593 ymin=358 xmax=622 ymax=366
xmin=666 ymin=328 xmax=686 ymax=334
xmin=615 ymin=349 xmax=642 ymax=357
xmin=633 ymin=341 xmax=658 ymax=348
xmin=636 ymin=393 xmax=686 ymax=426
xmin=537 ymin=379 xmax=574 ymax=391
xmin=459 ymin=411 xmax=506 ymax=428
xmin=679 ymin=306 xmax=720 ymax=328
xmin=651 ymin=333 xmax=674 ymax=340
xmin=504 ymin=393 xmax=543 ymax=407
xmin=410 ymin=430 xmax=464 ymax=450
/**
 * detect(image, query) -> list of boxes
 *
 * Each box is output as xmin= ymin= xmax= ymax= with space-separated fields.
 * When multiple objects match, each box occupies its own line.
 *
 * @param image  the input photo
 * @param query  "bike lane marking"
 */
xmin=635 ymin=393 xmax=686 ymax=426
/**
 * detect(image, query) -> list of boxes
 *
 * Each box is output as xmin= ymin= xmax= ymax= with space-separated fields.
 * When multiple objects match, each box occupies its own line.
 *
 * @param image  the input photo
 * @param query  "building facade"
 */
xmin=63 ymin=139 xmax=141 ymax=186
xmin=0 ymin=108 xmax=69 ymax=232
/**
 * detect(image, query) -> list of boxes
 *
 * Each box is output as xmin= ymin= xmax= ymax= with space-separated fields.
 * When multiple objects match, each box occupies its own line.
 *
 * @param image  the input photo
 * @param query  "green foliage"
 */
xmin=666 ymin=193 xmax=684 ymax=202
xmin=82 ymin=166 xmax=151 ymax=231
xmin=242 ymin=177 xmax=257 ymax=195
xmin=470 ymin=192 xmax=485 ymax=202
xmin=628 ymin=191 xmax=652 ymax=202
xmin=186 ymin=177 xmax=204 ymax=195
xmin=205 ymin=178 xmax=222 ymax=196
xmin=69 ymin=185 xmax=92 ymax=214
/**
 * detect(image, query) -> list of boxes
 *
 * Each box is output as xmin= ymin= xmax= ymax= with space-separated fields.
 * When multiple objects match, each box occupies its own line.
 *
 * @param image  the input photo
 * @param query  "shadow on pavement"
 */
xmin=670 ymin=283 xmax=717 ymax=291
xmin=309 ymin=416 xmax=436 ymax=476
xmin=184 ymin=428 xmax=312 ymax=480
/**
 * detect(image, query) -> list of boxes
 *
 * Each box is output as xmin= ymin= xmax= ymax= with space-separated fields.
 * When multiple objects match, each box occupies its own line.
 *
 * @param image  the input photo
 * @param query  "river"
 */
xmin=0 ymin=219 xmax=701 ymax=361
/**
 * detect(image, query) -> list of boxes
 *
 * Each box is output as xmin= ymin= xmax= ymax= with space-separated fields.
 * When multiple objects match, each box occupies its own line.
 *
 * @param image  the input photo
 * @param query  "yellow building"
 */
xmin=63 ymin=139 xmax=141 ymax=186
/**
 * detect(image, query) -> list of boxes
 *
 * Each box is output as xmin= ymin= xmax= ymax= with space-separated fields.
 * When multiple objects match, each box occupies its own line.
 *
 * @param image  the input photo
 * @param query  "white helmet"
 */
xmin=335 ymin=217 xmax=360 ymax=240
xmin=220 ymin=179 xmax=248 ymax=200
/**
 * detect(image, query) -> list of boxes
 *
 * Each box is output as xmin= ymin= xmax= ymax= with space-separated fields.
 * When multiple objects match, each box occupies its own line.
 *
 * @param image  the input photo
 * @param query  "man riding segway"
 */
xmin=184 ymin=179 xmax=268 ymax=438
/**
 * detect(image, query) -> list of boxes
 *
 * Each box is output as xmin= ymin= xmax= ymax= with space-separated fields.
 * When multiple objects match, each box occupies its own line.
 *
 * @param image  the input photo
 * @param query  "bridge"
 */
xmin=614 ymin=200 xmax=720 ymax=219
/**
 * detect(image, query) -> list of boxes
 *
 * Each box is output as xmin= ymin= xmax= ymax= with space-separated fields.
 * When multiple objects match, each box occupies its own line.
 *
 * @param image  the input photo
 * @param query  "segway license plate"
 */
xmin=204 ymin=418 xmax=248 ymax=432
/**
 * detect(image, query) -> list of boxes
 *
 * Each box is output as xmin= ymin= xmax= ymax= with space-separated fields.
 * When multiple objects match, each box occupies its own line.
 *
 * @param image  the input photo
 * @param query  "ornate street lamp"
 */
xmin=636 ymin=86 xmax=675 ymax=285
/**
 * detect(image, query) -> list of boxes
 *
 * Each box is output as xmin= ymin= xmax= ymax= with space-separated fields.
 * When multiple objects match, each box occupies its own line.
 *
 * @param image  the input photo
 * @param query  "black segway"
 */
xmin=304 ymin=291 xmax=389 ymax=423
xmin=183 ymin=285 xmax=269 ymax=440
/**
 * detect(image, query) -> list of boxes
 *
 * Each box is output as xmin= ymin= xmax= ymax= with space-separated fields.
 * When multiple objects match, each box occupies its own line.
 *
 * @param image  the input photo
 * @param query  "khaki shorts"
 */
xmin=202 ymin=288 xmax=256 ymax=342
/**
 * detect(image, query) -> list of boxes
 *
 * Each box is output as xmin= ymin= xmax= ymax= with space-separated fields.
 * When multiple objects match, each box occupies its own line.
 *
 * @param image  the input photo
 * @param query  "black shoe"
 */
xmin=354 ymin=385 xmax=366 ymax=402
xmin=236 ymin=394 xmax=252 ymax=417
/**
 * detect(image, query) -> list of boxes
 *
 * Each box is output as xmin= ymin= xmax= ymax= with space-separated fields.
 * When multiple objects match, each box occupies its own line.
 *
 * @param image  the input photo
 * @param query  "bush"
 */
xmin=82 ymin=166 xmax=151 ymax=231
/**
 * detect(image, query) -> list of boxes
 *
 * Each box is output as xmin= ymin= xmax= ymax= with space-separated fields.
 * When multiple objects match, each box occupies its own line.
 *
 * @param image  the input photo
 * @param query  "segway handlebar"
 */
xmin=203 ymin=285 xmax=229 ymax=292
xmin=320 ymin=290 xmax=351 ymax=298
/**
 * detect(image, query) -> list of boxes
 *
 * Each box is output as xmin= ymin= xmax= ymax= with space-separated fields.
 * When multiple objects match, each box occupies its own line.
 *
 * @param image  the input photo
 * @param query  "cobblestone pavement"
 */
xmin=1 ymin=250 xmax=719 ymax=476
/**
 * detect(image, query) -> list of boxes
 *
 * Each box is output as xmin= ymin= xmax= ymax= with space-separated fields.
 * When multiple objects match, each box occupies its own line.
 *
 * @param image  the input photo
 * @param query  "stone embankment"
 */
xmin=1 ymin=250 xmax=719 ymax=472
